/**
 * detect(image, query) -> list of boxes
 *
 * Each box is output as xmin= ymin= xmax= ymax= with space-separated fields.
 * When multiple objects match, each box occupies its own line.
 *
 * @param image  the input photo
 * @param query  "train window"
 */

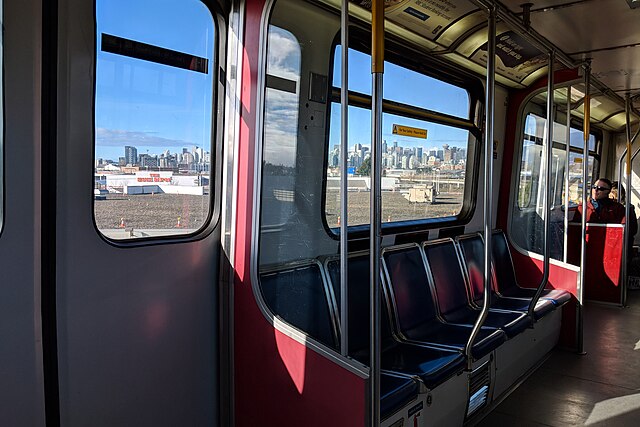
xmin=257 ymin=0 xmax=479 ymax=268
xmin=262 ymin=26 xmax=301 ymax=228
xmin=94 ymin=0 xmax=216 ymax=240
xmin=511 ymin=101 xmax=600 ymax=260
xmin=332 ymin=47 xmax=470 ymax=119
xmin=325 ymin=45 xmax=476 ymax=229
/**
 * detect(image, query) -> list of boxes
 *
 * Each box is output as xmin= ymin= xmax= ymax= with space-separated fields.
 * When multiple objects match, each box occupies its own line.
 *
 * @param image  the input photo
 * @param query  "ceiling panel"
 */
xmin=589 ymin=46 xmax=640 ymax=95
xmin=501 ymin=0 xmax=640 ymax=54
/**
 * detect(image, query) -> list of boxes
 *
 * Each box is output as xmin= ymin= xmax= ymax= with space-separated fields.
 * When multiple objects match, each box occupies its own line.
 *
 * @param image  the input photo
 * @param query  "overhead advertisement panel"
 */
xmin=470 ymin=30 xmax=548 ymax=83
xmin=351 ymin=0 xmax=476 ymax=41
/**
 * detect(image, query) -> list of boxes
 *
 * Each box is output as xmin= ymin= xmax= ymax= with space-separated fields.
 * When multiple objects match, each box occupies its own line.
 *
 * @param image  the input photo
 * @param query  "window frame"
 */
xmin=321 ymin=27 xmax=485 ymax=239
xmin=91 ymin=0 xmax=226 ymax=246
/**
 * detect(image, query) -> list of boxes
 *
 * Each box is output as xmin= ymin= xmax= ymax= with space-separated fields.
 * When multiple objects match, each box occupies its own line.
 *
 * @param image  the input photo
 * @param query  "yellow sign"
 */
xmin=392 ymin=124 xmax=427 ymax=139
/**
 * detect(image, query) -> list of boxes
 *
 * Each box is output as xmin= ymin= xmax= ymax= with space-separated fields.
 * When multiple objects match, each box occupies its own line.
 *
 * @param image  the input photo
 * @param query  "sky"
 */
xmin=94 ymin=3 xmax=471 ymax=166
xmin=95 ymin=0 xmax=215 ymax=161
xmin=262 ymin=27 xmax=473 ymax=167
xmin=327 ymin=46 xmax=471 ymax=154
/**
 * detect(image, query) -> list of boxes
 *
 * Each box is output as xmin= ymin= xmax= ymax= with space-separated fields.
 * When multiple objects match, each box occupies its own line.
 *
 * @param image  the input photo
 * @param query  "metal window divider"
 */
xmin=622 ymin=95 xmax=640 ymax=306
xmin=564 ymin=86 xmax=572 ymax=264
xmin=528 ymin=50 xmax=555 ymax=318
xmin=339 ymin=0 xmax=349 ymax=359
xmin=465 ymin=3 xmax=495 ymax=371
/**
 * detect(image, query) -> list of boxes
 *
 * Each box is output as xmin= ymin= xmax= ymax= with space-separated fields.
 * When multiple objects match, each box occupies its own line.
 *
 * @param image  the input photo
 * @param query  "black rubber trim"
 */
xmin=42 ymin=0 xmax=60 ymax=425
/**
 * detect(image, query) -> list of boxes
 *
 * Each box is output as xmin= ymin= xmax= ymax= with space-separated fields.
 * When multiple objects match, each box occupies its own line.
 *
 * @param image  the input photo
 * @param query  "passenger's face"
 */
xmin=592 ymin=180 xmax=611 ymax=200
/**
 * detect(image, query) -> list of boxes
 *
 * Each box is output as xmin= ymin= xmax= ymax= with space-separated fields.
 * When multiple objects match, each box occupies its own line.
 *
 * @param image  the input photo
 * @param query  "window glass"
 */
xmin=511 ymin=108 xmax=598 ymax=261
xmin=333 ymin=46 xmax=470 ymax=119
xmin=94 ymin=0 xmax=215 ymax=240
xmin=262 ymin=26 xmax=301 ymax=228
xmin=326 ymin=46 xmax=474 ymax=228
xmin=325 ymin=105 xmax=471 ymax=227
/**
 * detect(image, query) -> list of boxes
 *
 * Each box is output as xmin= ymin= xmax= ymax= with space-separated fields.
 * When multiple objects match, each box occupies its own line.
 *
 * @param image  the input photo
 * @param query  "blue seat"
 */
xmin=492 ymin=231 xmax=572 ymax=307
xmin=380 ymin=245 xmax=507 ymax=360
xmin=260 ymin=262 xmax=337 ymax=349
xmin=381 ymin=372 xmax=420 ymax=418
xmin=262 ymin=262 xmax=422 ymax=419
xmin=326 ymin=255 xmax=466 ymax=390
xmin=456 ymin=235 xmax=556 ymax=321
xmin=422 ymin=239 xmax=532 ymax=338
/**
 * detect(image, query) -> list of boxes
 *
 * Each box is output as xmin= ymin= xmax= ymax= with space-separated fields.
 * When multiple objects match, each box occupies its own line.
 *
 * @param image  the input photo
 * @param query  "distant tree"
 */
xmin=264 ymin=162 xmax=295 ymax=176
xmin=357 ymin=157 xmax=371 ymax=176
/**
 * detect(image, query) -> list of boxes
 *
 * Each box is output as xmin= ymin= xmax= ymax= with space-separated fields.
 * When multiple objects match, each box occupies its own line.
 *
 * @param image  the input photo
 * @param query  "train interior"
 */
xmin=250 ymin=0 xmax=640 ymax=425
xmin=1 ymin=0 xmax=640 ymax=426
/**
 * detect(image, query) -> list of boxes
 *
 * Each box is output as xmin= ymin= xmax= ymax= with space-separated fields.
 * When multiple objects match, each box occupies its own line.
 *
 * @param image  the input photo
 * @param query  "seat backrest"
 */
xmin=456 ymin=234 xmax=493 ymax=305
xmin=492 ymin=230 xmax=519 ymax=292
xmin=382 ymin=245 xmax=438 ymax=334
xmin=422 ymin=239 xmax=471 ymax=318
xmin=260 ymin=262 xmax=337 ymax=349
xmin=326 ymin=254 xmax=394 ymax=357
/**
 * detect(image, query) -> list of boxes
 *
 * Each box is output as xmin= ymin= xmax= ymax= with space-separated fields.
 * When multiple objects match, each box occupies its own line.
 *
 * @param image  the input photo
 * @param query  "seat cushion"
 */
xmin=490 ymin=295 xmax=556 ymax=321
xmin=405 ymin=321 xmax=506 ymax=360
xmin=381 ymin=344 xmax=466 ymax=390
xmin=381 ymin=373 xmax=419 ymax=419
xmin=443 ymin=306 xmax=532 ymax=339
xmin=500 ymin=286 xmax=572 ymax=307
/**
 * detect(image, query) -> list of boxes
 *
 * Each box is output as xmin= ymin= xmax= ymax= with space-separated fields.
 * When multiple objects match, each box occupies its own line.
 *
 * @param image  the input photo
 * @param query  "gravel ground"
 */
xmin=324 ymin=190 xmax=463 ymax=226
xmin=95 ymin=193 xmax=210 ymax=230
xmin=94 ymin=190 xmax=463 ymax=232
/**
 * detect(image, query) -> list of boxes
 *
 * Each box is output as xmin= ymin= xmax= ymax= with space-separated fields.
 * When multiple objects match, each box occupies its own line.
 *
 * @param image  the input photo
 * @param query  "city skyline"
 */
xmin=95 ymin=0 xmax=214 ymax=161
xmin=96 ymin=144 xmax=211 ymax=173
xmin=328 ymin=140 xmax=467 ymax=172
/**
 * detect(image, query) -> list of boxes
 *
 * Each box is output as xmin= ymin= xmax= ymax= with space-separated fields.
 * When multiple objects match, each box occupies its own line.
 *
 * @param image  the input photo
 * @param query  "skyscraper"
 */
xmin=125 ymin=146 xmax=138 ymax=166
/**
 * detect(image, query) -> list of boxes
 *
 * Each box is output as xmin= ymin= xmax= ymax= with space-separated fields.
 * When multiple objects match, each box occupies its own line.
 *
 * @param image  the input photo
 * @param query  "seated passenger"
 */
xmin=610 ymin=181 xmax=638 ymax=238
xmin=611 ymin=181 xmax=638 ymax=264
xmin=572 ymin=178 xmax=626 ymax=224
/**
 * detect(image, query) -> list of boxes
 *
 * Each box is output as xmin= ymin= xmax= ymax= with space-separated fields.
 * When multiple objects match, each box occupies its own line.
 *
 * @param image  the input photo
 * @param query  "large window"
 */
xmin=324 ymin=45 xmax=479 ymax=230
xmin=94 ymin=0 xmax=216 ymax=240
xmin=510 ymin=93 xmax=601 ymax=261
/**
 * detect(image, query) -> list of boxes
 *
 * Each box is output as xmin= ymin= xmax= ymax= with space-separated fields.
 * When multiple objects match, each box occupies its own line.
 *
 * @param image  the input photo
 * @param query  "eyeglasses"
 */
xmin=592 ymin=185 xmax=611 ymax=191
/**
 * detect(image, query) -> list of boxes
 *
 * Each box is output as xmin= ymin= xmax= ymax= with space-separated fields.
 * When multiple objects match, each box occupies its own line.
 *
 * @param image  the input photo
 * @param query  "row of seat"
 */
xmin=259 ymin=231 xmax=571 ymax=422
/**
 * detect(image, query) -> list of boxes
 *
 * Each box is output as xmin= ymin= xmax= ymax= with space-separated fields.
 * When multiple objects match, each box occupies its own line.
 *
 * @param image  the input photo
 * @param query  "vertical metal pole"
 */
xmin=465 ymin=5 xmax=495 ymax=370
xmin=339 ymin=0 xmax=349 ymax=357
xmin=529 ymin=50 xmax=554 ymax=318
xmin=623 ymin=94 xmax=632 ymax=307
xmin=619 ymin=150 xmax=626 ymax=208
xmin=370 ymin=1 xmax=384 ymax=425
xmin=577 ymin=63 xmax=591 ymax=354
xmin=563 ymin=86 xmax=571 ymax=263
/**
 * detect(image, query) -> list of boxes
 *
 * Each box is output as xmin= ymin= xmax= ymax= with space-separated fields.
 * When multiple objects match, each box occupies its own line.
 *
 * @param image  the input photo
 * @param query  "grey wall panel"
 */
xmin=55 ymin=1 xmax=220 ymax=425
xmin=0 ymin=0 xmax=46 ymax=425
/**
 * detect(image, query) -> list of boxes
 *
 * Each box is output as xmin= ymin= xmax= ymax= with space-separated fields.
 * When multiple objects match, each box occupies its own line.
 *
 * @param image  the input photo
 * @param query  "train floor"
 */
xmin=478 ymin=290 xmax=640 ymax=426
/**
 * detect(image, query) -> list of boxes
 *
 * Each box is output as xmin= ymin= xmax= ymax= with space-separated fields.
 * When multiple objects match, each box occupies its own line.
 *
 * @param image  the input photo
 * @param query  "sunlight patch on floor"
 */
xmin=585 ymin=393 xmax=640 ymax=425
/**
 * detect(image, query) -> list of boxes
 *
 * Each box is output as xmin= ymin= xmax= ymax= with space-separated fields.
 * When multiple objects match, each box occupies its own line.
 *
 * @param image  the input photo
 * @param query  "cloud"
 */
xmin=96 ymin=128 xmax=193 ymax=149
xmin=267 ymin=28 xmax=301 ymax=82
xmin=263 ymin=89 xmax=299 ymax=166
